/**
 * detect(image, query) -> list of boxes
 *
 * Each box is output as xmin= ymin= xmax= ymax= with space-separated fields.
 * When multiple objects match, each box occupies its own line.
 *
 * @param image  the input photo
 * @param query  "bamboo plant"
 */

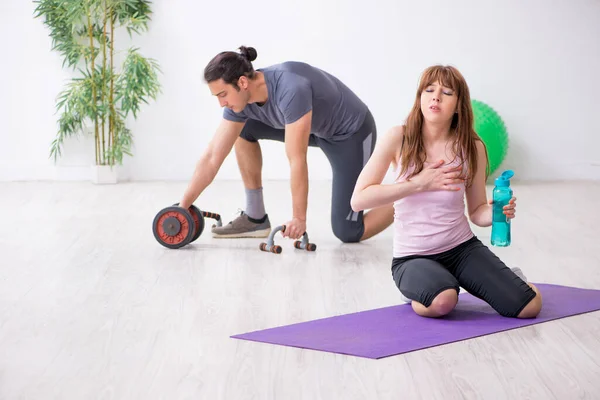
xmin=33 ymin=0 xmax=161 ymax=166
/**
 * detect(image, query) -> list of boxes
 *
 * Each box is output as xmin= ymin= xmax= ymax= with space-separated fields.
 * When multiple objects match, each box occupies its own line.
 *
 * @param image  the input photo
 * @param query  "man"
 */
xmin=178 ymin=45 xmax=393 ymax=242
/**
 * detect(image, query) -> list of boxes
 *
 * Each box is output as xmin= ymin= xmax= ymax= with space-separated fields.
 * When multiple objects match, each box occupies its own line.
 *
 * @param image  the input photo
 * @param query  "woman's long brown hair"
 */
xmin=399 ymin=65 xmax=489 ymax=187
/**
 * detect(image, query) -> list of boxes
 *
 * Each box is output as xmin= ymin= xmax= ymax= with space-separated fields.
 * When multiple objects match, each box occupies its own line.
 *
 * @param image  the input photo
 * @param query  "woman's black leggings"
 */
xmin=391 ymin=236 xmax=537 ymax=318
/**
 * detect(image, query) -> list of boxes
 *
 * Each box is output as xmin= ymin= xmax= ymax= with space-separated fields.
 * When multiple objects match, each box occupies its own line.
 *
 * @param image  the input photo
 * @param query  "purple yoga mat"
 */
xmin=231 ymin=283 xmax=600 ymax=359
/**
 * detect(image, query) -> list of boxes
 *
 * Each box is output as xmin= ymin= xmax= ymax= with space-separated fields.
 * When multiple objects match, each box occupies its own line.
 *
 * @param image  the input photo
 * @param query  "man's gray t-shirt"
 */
xmin=223 ymin=62 xmax=368 ymax=141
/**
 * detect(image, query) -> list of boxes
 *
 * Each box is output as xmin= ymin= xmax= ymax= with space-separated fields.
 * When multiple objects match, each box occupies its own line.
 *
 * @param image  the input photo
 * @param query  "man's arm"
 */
xmin=179 ymin=118 xmax=245 ymax=209
xmin=284 ymin=110 xmax=312 ymax=223
xmin=274 ymin=77 xmax=314 ymax=238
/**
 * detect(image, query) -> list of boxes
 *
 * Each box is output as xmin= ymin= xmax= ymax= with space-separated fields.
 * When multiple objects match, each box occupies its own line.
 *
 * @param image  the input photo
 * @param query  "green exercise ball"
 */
xmin=471 ymin=99 xmax=509 ymax=175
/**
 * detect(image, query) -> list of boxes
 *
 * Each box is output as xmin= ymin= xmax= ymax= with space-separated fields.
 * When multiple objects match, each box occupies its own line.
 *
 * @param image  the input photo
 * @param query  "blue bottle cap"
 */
xmin=494 ymin=169 xmax=514 ymax=187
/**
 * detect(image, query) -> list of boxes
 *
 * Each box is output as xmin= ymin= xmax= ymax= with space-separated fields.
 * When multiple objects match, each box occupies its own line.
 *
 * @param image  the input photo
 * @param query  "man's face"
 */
xmin=208 ymin=77 xmax=250 ymax=113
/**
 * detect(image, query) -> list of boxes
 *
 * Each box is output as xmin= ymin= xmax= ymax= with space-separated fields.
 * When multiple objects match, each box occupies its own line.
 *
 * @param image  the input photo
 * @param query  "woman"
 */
xmin=350 ymin=65 xmax=542 ymax=318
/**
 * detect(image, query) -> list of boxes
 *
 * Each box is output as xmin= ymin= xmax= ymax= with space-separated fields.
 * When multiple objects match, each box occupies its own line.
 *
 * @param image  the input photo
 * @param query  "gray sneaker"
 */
xmin=211 ymin=211 xmax=271 ymax=238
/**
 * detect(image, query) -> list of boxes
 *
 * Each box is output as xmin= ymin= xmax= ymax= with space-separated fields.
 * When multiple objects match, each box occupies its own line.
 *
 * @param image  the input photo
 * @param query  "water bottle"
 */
xmin=491 ymin=169 xmax=514 ymax=247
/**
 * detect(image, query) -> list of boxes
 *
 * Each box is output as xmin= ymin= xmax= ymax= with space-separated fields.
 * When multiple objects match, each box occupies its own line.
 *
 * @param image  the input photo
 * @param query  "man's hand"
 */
xmin=282 ymin=217 xmax=306 ymax=240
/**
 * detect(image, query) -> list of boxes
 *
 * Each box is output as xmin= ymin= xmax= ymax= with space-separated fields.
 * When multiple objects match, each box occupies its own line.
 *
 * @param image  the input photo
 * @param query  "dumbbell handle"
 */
xmin=265 ymin=225 xmax=286 ymax=246
xmin=202 ymin=211 xmax=222 ymax=227
xmin=259 ymin=224 xmax=316 ymax=254
xmin=294 ymin=232 xmax=316 ymax=251
xmin=259 ymin=242 xmax=282 ymax=254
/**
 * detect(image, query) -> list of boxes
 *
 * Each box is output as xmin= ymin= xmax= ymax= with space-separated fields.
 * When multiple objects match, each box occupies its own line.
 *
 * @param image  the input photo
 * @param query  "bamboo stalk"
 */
xmin=109 ymin=11 xmax=115 ymax=165
xmin=102 ymin=1 xmax=107 ymax=165
xmin=87 ymin=9 xmax=99 ymax=165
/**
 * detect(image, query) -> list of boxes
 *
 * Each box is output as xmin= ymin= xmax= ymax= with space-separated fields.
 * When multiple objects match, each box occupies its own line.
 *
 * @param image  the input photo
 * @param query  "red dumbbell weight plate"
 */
xmin=152 ymin=206 xmax=195 ymax=249
xmin=188 ymin=205 xmax=205 ymax=243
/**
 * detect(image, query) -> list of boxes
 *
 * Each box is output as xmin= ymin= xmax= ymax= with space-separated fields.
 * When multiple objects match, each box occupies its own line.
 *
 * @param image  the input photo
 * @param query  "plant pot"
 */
xmin=91 ymin=165 xmax=118 ymax=184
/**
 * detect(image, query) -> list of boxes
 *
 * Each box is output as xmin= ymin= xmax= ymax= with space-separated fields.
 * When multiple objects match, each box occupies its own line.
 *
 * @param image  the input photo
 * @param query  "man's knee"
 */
xmin=332 ymin=220 xmax=363 ymax=243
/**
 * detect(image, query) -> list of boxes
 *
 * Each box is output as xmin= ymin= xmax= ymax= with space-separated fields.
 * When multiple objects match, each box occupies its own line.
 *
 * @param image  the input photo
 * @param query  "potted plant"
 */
xmin=33 ymin=0 xmax=161 ymax=183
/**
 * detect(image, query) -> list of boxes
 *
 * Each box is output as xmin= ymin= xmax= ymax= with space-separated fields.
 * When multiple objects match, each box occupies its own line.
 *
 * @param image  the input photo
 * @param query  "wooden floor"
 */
xmin=1 ymin=180 xmax=599 ymax=399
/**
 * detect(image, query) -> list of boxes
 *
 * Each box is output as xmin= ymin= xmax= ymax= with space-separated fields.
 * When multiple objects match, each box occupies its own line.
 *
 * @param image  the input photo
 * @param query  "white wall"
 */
xmin=1 ymin=0 xmax=599 ymax=182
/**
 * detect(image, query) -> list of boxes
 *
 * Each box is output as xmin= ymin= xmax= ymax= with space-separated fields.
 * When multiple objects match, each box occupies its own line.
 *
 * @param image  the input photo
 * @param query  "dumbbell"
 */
xmin=259 ymin=225 xmax=317 ymax=254
xmin=152 ymin=203 xmax=222 ymax=249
